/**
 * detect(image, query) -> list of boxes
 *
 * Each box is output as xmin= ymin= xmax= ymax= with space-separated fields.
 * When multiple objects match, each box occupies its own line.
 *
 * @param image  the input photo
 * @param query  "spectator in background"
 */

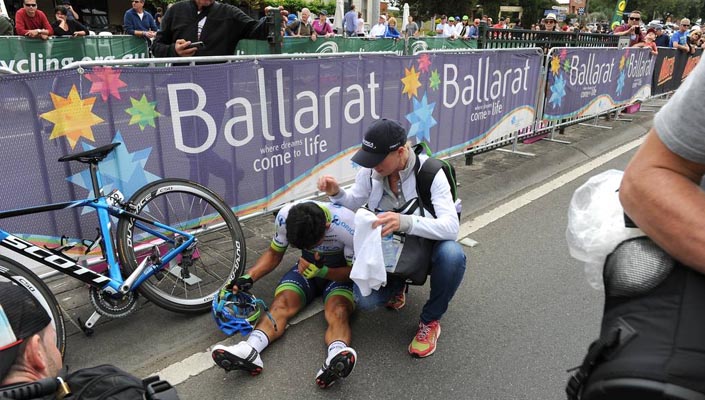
xmin=633 ymin=27 xmax=658 ymax=54
xmin=435 ymin=15 xmax=449 ymax=37
xmin=457 ymin=15 xmax=470 ymax=38
xmin=654 ymin=25 xmax=670 ymax=47
xmin=152 ymin=0 xmax=274 ymax=58
xmin=688 ymin=27 xmax=702 ymax=50
xmin=355 ymin=11 xmax=365 ymax=36
xmin=60 ymin=0 xmax=79 ymax=21
xmin=613 ymin=10 xmax=645 ymax=46
xmin=286 ymin=8 xmax=316 ymax=39
xmin=124 ymin=0 xmax=157 ymax=41
xmin=468 ymin=18 xmax=480 ymax=39
xmin=384 ymin=16 xmax=400 ymax=38
xmin=312 ymin=10 xmax=333 ymax=37
xmin=369 ymin=14 xmax=387 ymax=37
xmin=0 ymin=13 xmax=13 ymax=35
xmin=154 ymin=7 xmax=163 ymax=29
xmin=15 ymin=0 xmax=53 ymax=39
xmin=343 ymin=4 xmax=357 ymax=37
xmin=404 ymin=15 xmax=418 ymax=38
xmin=543 ymin=13 xmax=559 ymax=31
xmin=52 ymin=6 xmax=88 ymax=37
xmin=671 ymin=18 xmax=692 ymax=53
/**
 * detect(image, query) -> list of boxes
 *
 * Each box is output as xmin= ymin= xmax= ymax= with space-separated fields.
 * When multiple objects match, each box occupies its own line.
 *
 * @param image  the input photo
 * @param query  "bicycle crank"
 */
xmin=89 ymin=287 xmax=139 ymax=318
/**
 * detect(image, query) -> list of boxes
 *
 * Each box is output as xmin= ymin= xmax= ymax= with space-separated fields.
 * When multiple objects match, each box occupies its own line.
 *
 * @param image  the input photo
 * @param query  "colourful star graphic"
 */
xmin=619 ymin=55 xmax=626 ymax=70
xmin=417 ymin=54 xmax=432 ymax=74
xmin=85 ymin=67 xmax=127 ymax=102
xmin=551 ymin=56 xmax=561 ymax=75
xmin=126 ymin=94 xmax=161 ymax=131
xmin=67 ymin=132 xmax=161 ymax=210
xmin=405 ymin=92 xmax=437 ymax=143
xmin=41 ymin=85 xmax=104 ymax=149
xmin=429 ymin=69 xmax=441 ymax=90
xmin=616 ymin=71 xmax=625 ymax=96
xmin=563 ymin=59 xmax=571 ymax=72
xmin=549 ymin=74 xmax=566 ymax=109
xmin=401 ymin=66 xmax=422 ymax=99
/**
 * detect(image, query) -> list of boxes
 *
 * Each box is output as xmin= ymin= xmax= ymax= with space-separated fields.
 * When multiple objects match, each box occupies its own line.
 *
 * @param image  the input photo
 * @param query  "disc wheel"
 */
xmin=116 ymin=179 xmax=246 ymax=313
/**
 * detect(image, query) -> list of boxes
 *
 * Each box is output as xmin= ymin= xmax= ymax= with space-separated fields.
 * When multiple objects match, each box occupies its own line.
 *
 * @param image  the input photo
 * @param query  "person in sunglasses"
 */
xmin=14 ymin=0 xmax=53 ymax=40
xmin=671 ymin=18 xmax=694 ymax=53
xmin=613 ymin=10 xmax=645 ymax=46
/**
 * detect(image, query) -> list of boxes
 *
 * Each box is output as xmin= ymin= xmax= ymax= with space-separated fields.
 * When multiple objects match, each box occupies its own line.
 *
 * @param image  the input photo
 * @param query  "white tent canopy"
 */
xmin=334 ymin=0 xmax=344 ymax=32
xmin=402 ymin=3 xmax=410 ymax=31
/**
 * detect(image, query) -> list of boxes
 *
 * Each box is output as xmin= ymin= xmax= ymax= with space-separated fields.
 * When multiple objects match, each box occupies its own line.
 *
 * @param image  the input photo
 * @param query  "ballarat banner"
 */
xmin=0 ymin=36 xmax=149 ymax=74
xmin=0 ymin=50 xmax=542 ymax=240
xmin=542 ymin=47 xmax=655 ymax=120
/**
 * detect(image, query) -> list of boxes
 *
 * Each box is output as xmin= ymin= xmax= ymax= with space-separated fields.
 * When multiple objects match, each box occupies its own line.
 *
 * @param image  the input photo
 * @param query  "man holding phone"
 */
xmin=613 ymin=10 xmax=645 ymax=46
xmin=152 ymin=0 xmax=277 ymax=58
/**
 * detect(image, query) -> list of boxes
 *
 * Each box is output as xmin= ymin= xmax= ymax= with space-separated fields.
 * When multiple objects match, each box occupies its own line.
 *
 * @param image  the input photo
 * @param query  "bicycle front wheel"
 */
xmin=116 ymin=179 xmax=246 ymax=314
xmin=0 ymin=255 xmax=66 ymax=357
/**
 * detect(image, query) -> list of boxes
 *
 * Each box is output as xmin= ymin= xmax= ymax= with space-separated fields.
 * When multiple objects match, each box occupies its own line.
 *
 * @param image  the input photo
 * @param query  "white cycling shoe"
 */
xmin=212 ymin=342 xmax=263 ymax=375
xmin=315 ymin=347 xmax=357 ymax=388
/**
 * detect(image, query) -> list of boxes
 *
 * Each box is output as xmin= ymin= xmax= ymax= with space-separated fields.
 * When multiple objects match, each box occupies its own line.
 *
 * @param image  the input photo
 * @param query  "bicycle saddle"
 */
xmin=58 ymin=143 xmax=121 ymax=164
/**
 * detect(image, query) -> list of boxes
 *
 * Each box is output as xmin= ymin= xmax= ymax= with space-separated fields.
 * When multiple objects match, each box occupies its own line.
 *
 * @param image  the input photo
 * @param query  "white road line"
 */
xmin=457 ymin=137 xmax=645 ymax=239
xmin=150 ymin=136 xmax=645 ymax=386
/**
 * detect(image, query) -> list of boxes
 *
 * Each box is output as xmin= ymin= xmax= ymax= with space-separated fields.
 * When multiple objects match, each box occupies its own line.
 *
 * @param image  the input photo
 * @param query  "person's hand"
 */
xmin=175 ymin=39 xmax=198 ymax=57
xmin=373 ymin=212 xmax=401 ymax=237
xmin=297 ymin=253 xmax=327 ymax=279
xmin=73 ymin=31 xmax=85 ymax=37
xmin=145 ymin=30 xmax=156 ymax=39
xmin=227 ymin=274 xmax=253 ymax=292
xmin=25 ymin=29 xmax=39 ymax=38
xmin=317 ymin=175 xmax=340 ymax=196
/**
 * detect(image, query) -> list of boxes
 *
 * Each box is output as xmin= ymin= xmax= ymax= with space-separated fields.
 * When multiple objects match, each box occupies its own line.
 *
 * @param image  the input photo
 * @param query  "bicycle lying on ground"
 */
xmin=0 ymin=142 xmax=246 ymax=356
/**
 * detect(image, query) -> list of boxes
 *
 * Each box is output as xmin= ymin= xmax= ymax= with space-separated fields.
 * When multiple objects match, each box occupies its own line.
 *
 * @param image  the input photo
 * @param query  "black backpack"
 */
xmin=413 ymin=143 xmax=459 ymax=218
xmin=0 ymin=365 xmax=179 ymax=400
xmin=567 ymin=237 xmax=705 ymax=400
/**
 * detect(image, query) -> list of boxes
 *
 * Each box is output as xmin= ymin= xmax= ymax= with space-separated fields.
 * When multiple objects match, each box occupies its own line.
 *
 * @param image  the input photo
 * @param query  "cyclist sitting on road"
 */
xmin=212 ymin=201 xmax=357 ymax=389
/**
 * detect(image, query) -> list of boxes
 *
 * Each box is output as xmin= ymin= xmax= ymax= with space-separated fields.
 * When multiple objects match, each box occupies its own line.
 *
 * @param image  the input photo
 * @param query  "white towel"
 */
xmin=351 ymin=208 xmax=387 ymax=296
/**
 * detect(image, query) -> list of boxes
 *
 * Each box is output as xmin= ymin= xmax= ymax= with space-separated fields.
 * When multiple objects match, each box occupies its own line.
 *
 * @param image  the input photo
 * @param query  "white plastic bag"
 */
xmin=566 ymin=169 xmax=645 ymax=289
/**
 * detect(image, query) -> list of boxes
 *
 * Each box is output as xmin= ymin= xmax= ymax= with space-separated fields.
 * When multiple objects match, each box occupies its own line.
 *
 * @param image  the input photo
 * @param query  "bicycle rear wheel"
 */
xmin=0 ymin=255 xmax=66 ymax=357
xmin=116 ymin=179 xmax=246 ymax=314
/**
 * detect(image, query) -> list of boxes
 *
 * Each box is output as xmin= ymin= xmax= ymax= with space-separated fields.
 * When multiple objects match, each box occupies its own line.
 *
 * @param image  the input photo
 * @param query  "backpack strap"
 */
xmin=565 ymin=317 xmax=637 ymax=400
xmin=415 ymin=157 xmax=443 ymax=218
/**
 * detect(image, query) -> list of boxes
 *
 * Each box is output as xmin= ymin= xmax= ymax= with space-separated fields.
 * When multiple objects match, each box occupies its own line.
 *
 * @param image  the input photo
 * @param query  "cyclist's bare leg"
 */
xmin=255 ymin=289 xmax=303 ymax=342
xmin=323 ymin=294 xmax=353 ymax=345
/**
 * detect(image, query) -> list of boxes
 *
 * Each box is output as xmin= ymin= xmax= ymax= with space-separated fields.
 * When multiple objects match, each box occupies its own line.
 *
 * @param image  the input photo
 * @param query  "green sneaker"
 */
xmin=408 ymin=320 xmax=441 ymax=358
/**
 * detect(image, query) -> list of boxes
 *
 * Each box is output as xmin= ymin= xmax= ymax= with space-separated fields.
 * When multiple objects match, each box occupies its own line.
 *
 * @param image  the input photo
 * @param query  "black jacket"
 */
xmin=152 ymin=0 xmax=267 ymax=57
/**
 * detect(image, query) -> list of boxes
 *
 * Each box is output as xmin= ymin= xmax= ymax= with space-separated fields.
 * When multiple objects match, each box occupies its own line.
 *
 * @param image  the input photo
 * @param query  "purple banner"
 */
xmin=543 ymin=47 xmax=655 ymax=120
xmin=0 ymin=50 xmax=542 ymax=240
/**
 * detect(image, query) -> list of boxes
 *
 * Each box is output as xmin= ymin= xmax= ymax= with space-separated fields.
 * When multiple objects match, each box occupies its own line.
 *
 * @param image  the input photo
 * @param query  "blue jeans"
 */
xmin=353 ymin=239 xmax=467 ymax=323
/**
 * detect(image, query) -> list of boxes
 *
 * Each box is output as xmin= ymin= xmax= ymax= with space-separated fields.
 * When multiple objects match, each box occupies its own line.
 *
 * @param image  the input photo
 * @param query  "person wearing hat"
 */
xmin=543 ymin=13 xmax=558 ymax=31
xmin=457 ymin=15 xmax=470 ymax=38
xmin=653 ymin=24 xmax=671 ymax=47
xmin=633 ymin=27 xmax=658 ymax=54
xmin=369 ymin=14 xmax=387 ymax=38
xmin=312 ymin=9 xmax=334 ymax=37
xmin=317 ymin=119 xmax=467 ymax=359
xmin=613 ymin=10 xmax=645 ymax=47
xmin=0 ymin=280 xmax=176 ymax=398
xmin=0 ymin=281 xmax=61 ymax=388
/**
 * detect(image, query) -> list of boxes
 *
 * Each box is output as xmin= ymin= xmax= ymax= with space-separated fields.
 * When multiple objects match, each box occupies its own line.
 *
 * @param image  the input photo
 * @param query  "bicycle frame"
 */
xmin=0 ymin=194 xmax=196 ymax=294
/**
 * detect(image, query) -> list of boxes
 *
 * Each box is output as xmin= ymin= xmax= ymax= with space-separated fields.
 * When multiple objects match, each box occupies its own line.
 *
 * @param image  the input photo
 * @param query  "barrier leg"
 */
xmin=579 ymin=115 xmax=612 ymax=130
xmin=497 ymin=130 xmax=536 ymax=157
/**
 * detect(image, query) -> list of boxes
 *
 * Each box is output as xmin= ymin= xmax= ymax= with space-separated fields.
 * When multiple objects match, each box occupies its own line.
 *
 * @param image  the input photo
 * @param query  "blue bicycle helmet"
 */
xmin=212 ymin=288 xmax=264 ymax=336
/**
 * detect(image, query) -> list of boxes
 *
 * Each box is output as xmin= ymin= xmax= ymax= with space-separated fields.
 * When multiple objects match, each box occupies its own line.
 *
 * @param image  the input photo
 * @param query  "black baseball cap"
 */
xmin=0 ymin=280 xmax=52 ymax=380
xmin=352 ymin=119 xmax=408 ymax=168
